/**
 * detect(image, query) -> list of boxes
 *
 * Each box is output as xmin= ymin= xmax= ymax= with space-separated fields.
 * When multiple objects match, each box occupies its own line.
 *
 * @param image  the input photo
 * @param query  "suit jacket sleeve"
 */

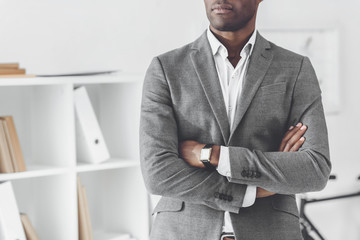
xmin=227 ymin=57 xmax=331 ymax=194
xmin=140 ymin=57 xmax=248 ymax=213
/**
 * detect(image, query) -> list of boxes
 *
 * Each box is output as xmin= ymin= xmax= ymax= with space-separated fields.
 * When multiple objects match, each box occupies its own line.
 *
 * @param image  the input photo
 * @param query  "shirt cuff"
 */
xmin=242 ymin=185 xmax=256 ymax=207
xmin=217 ymin=146 xmax=231 ymax=178
xmin=217 ymin=147 xmax=256 ymax=208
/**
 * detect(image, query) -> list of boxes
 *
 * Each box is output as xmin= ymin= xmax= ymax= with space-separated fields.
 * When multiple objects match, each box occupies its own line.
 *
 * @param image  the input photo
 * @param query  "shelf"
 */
xmin=0 ymin=158 xmax=140 ymax=181
xmin=0 ymin=75 xmax=148 ymax=239
xmin=0 ymin=73 xmax=142 ymax=86
xmin=78 ymin=168 xmax=148 ymax=240
xmin=12 ymin=174 xmax=77 ymax=239
xmin=76 ymin=158 xmax=139 ymax=173
xmin=0 ymin=164 xmax=70 ymax=181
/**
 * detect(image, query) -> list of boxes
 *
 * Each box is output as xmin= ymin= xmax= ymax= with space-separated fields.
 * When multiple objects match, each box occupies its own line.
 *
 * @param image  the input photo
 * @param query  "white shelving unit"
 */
xmin=0 ymin=73 xmax=149 ymax=240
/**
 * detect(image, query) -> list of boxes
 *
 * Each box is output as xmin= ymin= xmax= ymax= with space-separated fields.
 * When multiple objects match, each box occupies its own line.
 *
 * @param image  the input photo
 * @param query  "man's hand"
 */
xmin=256 ymin=122 xmax=307 ymax=198
xmin=279 ymin=122 xmax=307 ymax=152
xmin=179 ymin=141 xmax=205 ymax=168
xmin=179 ymin=141 xmax=220 ymax=168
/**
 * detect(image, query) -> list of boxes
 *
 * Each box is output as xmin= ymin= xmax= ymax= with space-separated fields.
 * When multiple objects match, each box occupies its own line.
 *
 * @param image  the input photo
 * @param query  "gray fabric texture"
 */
xmin=140 ymin=31 xmax=331 ymax=240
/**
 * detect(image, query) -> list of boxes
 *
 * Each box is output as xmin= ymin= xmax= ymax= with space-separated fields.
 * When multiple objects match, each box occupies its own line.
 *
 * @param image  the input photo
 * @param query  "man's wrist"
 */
xmin=209 ymin=145 xmax=220 ymax=167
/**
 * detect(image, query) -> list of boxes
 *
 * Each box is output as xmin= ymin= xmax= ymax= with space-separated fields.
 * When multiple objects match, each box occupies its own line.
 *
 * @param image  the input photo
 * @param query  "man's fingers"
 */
xmin=289 ymin=137 xmax=305 ymax=152
xmin=283 ymin=125 xmax=307 ymax=152
xmin=279 ymin=127 xmax=295 ymax=151
xmin=279 ymin=123 xmax=303 ymax=151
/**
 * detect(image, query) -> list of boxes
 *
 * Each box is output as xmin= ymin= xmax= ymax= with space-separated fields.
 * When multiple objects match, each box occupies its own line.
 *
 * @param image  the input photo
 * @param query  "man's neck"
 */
xmin=209 ymin=17 xmax=256 ymax=67
xmin=209 ymin=25 xmax=255 ymax=58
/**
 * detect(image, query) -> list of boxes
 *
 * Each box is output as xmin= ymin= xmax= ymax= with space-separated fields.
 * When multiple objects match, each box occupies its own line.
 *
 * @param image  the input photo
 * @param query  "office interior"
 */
xmin=0 ymin=0 xmax=359 ymax=239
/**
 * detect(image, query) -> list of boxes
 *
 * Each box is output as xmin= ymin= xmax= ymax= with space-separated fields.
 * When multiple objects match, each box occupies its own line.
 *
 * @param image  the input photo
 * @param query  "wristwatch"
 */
xmin=200 ymin=144 xmax=216 ymax=170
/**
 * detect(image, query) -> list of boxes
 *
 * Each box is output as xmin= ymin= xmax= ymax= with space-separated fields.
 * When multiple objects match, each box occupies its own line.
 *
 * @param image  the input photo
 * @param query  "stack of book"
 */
xmin=0 ymin=181 xmax=39 ymax=240
xmin=0 ymin=63 xmax=35 ymax=78
xmin=0 ymin=116 xmax=27 ymax=173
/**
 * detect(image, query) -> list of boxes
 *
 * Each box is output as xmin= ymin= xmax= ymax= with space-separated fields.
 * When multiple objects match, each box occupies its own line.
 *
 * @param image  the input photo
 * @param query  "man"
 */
xmin=140 ymin=0 xmax=331 ymax=239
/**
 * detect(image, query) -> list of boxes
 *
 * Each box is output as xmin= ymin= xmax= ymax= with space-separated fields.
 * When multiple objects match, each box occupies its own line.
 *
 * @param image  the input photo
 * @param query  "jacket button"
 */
xmin=241 ymin=170 xmax=247 ymax=177
xmin=223 ymin=195 xmax=228 ymax=201
xmin=214 ymin=192 xmax=220 ymax=198
xmin=228 ymin=196 xmax=233 ymax=202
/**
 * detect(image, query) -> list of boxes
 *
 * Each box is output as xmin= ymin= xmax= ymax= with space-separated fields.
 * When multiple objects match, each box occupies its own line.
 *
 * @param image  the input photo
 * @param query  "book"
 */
xmin=0 ymin=63 xmax=35 ymax=78
xmin=20 ymin=213 xmax=40 ymax=240
xmin=74 ymin=86 xmax=110 ymax=163
xmin=0 ymin=121 xmax=14 ymax=173
xmin=0 ymin=116 xmax=26 ymax=172
xmin=77 ymin=177 xmax=93 ymax=240
xmin=0 ymin=68 xmax=26 ymax=75
xmin=1 ymin=119 xmax=19 ymax=172
xmin=82 ymin=185 xmax=93 ymax=240
xmin=0 ymin=63 xmax=19 ymax=69
xmin=0 ymin=181 xmax=26 ymax=240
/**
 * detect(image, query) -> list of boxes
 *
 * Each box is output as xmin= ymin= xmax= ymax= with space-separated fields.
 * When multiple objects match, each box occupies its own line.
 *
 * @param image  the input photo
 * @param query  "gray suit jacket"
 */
xmin=140 ymin=31 xmax=331 ymax=240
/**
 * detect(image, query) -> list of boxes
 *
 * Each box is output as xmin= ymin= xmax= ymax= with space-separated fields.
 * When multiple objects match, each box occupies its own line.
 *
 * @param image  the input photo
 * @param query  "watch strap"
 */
xmin=201 ymin=144 xmax=215 ymax=170
xmin=201 ymin=159 xmax=216 ymax=170
xmin=203 ymin=144 xmax=213 ymax=149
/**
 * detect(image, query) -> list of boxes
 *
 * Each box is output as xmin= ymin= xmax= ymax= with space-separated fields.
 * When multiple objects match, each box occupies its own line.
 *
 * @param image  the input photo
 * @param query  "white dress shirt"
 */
xmin=206 ymin=28 xmax=257 ymax=233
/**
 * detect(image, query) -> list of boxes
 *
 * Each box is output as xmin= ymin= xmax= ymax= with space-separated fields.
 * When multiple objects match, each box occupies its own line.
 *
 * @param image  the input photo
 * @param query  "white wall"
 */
xmin=257 ymin=1 xmax=360 ymax=239
xmin=1 ymin=0 xmax=359 ymax=239
xmin=0 ymin=0 xmax=207 ymax=74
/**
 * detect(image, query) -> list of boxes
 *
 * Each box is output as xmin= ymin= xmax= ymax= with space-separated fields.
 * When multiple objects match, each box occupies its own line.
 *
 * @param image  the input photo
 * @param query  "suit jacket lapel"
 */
xmin=229 ymin=32 xmax=273 ymax=142
xmin=190 ymin=32 xmax=230 ymax=145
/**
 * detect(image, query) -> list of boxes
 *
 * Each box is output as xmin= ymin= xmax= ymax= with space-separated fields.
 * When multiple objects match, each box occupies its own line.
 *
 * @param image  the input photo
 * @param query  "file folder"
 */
xmin=74 ymin=86 xmax=110 ymax=163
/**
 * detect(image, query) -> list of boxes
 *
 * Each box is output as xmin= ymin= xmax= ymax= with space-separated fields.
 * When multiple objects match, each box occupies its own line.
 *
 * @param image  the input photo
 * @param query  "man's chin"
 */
xmin=209 ymin=14 xmax=253 ymax=32
xmin=211 ymin=23 xmax=243 ymax=32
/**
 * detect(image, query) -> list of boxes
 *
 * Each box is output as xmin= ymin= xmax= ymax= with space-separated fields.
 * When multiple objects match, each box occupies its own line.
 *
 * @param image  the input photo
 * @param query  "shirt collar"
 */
xmin=207 ymin=26 xmax=257 ymax=59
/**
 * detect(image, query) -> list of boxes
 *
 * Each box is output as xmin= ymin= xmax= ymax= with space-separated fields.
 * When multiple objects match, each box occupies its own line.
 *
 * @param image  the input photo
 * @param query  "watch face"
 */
xmin=200 ymin=148 xmax=211 ymax=160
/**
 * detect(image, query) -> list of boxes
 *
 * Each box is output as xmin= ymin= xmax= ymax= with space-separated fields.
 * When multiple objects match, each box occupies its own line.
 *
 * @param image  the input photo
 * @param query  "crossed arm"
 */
xmin=180 ymin=123 xmax=307 ymax=198
xmin=140 ymin=56 xmax=331 ymax=213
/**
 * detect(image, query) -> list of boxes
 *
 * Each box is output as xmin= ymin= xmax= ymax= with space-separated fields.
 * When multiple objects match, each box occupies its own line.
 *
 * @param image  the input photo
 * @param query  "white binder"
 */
xmin=0 ymin=181 xmax=26 ymax=240
xmin=74 ymin=86 xmax=110 ymax=163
